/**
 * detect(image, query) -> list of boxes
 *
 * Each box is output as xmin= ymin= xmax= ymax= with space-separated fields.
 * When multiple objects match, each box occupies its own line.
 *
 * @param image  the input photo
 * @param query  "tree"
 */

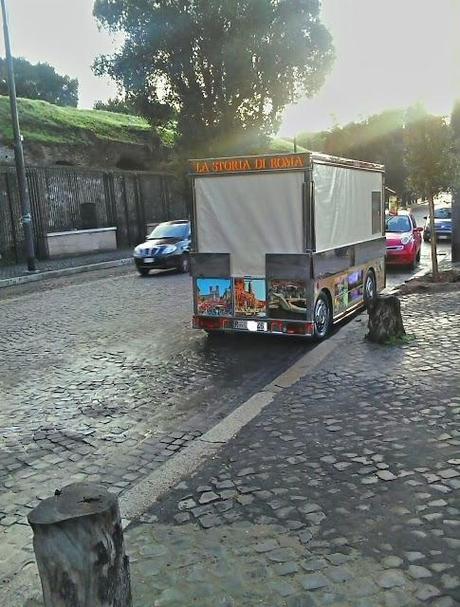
xmin=297 ymin=109 xmax=413 ymax=201
xmin=94 ymin=96 xmax=136 ymax=115
xmin=0 ymin=57 xmax=78 ymax=106
xmin=451 ymin=100 xmax=460 ymax=262
xmin=93 ymin=0 xmax=334 ymax=156
xmin=404 ymin=112 xmax=457 ymax=279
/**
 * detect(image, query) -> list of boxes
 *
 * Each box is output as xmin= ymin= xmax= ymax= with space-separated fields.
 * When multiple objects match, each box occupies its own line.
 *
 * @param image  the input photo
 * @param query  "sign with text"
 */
xmin=190 ymin=154 xmax=308 ymax=175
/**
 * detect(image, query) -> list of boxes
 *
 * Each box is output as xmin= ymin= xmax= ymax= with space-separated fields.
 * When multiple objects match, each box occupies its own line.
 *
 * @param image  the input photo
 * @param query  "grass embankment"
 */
xmin=0 ymin=96 xmax=174 ymax=146
xmin=0 ymin=95 xmax=304 ymax=153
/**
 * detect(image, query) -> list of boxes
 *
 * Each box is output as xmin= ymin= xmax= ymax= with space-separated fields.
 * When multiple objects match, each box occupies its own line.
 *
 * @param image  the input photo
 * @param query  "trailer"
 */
xmin=189 ymin=152 xmax=385 ymax=339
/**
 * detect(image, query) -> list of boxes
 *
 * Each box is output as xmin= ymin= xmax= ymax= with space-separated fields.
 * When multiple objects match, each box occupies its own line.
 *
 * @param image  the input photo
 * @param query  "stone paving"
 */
xmin=0 ymin=249 xmax=133 ymax=280
xmin=0 ymin=267 xmax=307 ymax=598
xmin=124 ymin=289 xmax=460 ymax=607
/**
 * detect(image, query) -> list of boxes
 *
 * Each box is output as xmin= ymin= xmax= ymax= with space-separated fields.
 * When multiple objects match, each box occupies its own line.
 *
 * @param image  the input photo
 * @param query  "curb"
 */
xmin=120 ymin=315 xmax=361 ymax=523
xmin=0 ymin=257 xmax=132 ymax=290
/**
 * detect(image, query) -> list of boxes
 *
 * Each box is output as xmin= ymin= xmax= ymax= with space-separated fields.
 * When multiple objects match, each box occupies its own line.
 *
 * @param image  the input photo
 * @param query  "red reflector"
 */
xmin=286 ymin=323 xmax=314 ymax=335
xmin=193 ymin=316 xmax=223 ymax=330
xmin=270 ymin=321 xmax=284 ymax=332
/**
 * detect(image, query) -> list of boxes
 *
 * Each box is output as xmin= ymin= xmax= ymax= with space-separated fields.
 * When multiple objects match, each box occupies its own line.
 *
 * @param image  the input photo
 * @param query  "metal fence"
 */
xmin=0 ymin=166 xmax=186 ymax=263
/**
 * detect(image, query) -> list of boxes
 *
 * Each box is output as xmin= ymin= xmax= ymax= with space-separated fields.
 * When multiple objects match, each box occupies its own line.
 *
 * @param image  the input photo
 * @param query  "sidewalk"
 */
xmin=0 ymin=249 xmax=132 ymax=287
xmin=124 ymin=289 xmax=460 ymax=606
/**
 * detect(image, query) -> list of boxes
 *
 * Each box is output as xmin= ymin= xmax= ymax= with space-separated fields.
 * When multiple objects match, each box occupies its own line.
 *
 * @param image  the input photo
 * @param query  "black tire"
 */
xmin=137 ymin=267 xmax=150 ymax=276
xmin=409 ymin=254 xmax=417 ymax=271
xmin=416 ymin=249 xmax=421 ymax=263
xmin=364 ymin=270 xmax=377 ymax=306
xmin=178 ymin=255 xmax=190 ymax=273
xmin=313 ymin=292 xmax=332 ymax=340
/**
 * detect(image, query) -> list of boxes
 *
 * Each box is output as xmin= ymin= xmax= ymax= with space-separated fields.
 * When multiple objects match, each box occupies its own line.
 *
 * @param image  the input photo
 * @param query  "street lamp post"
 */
xmin=1 ymin=0 xmax=36 ymax=271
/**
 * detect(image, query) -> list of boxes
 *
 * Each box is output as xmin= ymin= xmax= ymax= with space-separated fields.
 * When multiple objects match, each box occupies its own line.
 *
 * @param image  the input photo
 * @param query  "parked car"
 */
xmin=133 ymin=220 xmax=191 ymax=276
xmin=423 ymin=207 xmax=452 ymax=242
xmin=385 ymin=211 xmax=422 ymax=269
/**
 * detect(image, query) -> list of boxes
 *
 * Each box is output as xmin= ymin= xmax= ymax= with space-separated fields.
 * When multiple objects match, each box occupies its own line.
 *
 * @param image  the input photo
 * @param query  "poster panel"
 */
xmin=268 ymin=279 xmax=308 ymax=320
xmin=334 ymin=274 xmax=349 ymax=313
xmin=196 ymin=278 xmax=233 ymax=316
xmin=234 ymin=278 xmax=267 ymax=317
xmin=348 ymin=269 xmax=364 ymax=303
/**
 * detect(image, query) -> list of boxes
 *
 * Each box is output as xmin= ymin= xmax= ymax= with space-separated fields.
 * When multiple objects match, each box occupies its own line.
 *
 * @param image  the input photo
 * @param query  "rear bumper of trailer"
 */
xmin=193 ymin=315 xmax=315 ymax=336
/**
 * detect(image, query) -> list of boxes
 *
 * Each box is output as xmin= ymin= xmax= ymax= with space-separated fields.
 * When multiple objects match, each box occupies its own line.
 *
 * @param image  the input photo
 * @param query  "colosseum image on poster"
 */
xmin=234 ymin=278 xmax=267 ymax=317
xmin=196 ymin=278 xmax=233 ymax=316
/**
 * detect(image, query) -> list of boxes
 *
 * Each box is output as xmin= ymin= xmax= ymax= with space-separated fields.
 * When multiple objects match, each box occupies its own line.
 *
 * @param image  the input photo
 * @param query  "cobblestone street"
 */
xmin=0 ymin=266 xmax=308 ymax=598
xmin=125 ymin=289 xmax=460 ymax=607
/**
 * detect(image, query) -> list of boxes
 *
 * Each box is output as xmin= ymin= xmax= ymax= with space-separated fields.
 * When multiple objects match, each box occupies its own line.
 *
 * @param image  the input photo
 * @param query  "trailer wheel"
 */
xmin=364 ymin=270 xmax=377 ymax=305
xmin=313 ymin=292 xmax=332 ymax=340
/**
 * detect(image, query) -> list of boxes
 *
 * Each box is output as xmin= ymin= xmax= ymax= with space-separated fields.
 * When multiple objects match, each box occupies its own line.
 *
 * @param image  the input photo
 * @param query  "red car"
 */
xmin=385 ymin=212 xmax=422 ymax=269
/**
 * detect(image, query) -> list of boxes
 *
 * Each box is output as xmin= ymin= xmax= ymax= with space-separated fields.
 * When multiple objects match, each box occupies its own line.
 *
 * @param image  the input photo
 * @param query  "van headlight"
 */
xmin=400 ymin=233 xmax=414 ymax=246
xmin=161 ymin=245 xmax=177 ymax=254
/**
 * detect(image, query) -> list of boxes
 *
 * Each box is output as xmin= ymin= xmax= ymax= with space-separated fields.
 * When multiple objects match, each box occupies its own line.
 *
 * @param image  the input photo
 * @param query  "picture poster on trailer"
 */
xmin=268 ymin=279 xmax=308 ymax=320
xmin=334 ymin=273 xmax=348 ymax=313
xmin=196 ymin=278 xmax=233 ymax=316
xmin=234 ymin=278 xmax=267 ymax=317
xmin=348 ymin=269 xmax=364 ymax=303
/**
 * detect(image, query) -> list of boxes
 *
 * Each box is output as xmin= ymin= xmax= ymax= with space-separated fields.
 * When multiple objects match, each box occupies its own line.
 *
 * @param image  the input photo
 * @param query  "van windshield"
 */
xmin=434 ymin=208 xmax=451 ymax=219
xmin=148 ymin=224 xmax=189 ymax=239
xmin=385 ymin=216 xmax=411 ymax=233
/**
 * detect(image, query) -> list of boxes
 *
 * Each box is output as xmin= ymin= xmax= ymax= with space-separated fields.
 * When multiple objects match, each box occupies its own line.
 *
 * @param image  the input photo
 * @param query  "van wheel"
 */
xmin=178 ymin=255 xmax=190 ymax=273
xmin=364 ymin=270 xmax=377 ymax=305
xmin=313 ymin=292 xmax=332 ymax=340
xmin=138 ymin=268 xmax=150 ymax=276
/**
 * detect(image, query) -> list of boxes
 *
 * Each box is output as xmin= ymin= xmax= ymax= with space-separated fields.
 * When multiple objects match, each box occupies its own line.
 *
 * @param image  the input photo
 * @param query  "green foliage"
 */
xmin=297 ymin=109 xmax=412 ymax=198
xmin=93 ymin=0 xmax=334 ymax=156
xmin=451 ymin=100 xmax=460 ymax=140
xmin=383 ymin=333 xmax=416 ymax=346
xmin=0 ymin=96 xmax=175 ymax=147
xmin=94 ymin=95 xmax=137 ymax=115
xmin=0 ymin=57 xmax=78 ymax=107
xmin=404 ymin=111 xmax=457 ymax=198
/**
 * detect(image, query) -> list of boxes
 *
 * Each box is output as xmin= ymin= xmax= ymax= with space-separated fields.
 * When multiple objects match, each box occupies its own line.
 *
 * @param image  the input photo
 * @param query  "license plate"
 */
xmin=143 ymin=258 xmax=154 ymax=263
xmin=234 ymin=320 xmax=268 ymax=332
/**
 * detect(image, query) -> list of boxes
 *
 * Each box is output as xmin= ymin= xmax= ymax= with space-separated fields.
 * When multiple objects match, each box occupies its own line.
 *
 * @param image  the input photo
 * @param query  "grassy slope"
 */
xmin=0 ymin=96 xmax=165 ymax=146
xmin=0 ymin=96 xmax=303 ymax=153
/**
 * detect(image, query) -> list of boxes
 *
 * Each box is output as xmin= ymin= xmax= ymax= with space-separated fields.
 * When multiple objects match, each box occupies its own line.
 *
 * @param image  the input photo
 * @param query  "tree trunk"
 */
xmin=367 ymin=295 xmax=406 ymax=344
xmin=428 ymin=192 xmax=439 ymax=280
xmin=27 ymin=483 xmax=132 ymax=607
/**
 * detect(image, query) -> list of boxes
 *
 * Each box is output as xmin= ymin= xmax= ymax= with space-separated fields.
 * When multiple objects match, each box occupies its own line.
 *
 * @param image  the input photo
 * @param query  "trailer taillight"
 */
xmin=285 ymin=322 xmax=314 ymax=335
xmin=193 ymin=316 xmax=223 ymax=331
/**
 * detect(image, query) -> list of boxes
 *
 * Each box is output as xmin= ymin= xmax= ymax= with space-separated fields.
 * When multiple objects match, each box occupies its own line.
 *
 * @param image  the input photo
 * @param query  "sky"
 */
xmin=281 ymin=0 xmax=460 ymax=135
xmin=0 ymin=0 xmax=119 ymax=107
xmin=1 ymin=0 xmax=459 ymax=136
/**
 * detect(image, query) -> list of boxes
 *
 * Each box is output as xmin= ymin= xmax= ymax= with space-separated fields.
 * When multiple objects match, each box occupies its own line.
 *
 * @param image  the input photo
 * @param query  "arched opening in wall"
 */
xmin=54 ymin=160 xmax=75 ymax=166
xmin=116 ymin=155 xmax=147 ymax=171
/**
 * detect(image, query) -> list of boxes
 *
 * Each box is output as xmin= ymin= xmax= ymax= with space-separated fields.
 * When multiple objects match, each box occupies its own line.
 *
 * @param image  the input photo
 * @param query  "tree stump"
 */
xmin=366 ymin=294 xmax=406 ymax=344
xmin=27 ymin=483 xmax=132 ymax=607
